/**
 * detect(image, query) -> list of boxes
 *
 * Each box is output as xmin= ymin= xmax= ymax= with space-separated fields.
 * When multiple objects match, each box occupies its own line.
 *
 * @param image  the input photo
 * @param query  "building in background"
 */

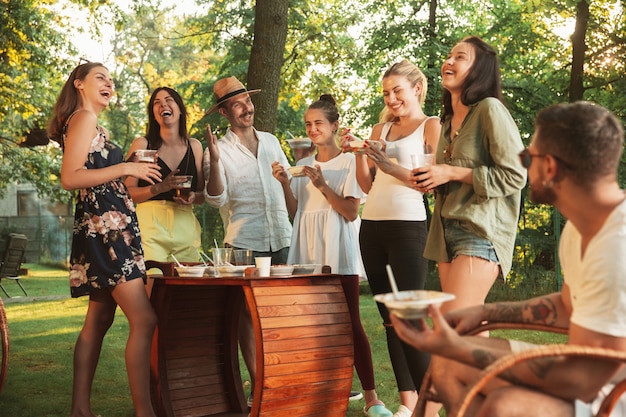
xmin=0 ymin=183 xmax=71 ymax=264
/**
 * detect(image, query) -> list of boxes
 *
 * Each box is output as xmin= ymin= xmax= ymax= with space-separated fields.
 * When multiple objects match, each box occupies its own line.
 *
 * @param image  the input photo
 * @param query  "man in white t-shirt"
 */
xmin=390 ymin=101 xmax=626 ymax=417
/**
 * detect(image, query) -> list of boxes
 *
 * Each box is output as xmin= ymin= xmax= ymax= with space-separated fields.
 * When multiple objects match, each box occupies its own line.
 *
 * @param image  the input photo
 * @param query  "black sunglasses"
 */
xmin=518 ymin=148 xmax=545 ymax=168
xmin=519 ymin=147 xmax=573 ymax=170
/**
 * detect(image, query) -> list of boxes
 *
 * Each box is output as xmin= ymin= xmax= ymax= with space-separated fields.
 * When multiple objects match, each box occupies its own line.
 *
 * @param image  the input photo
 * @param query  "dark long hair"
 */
xmin=442 ymin=36 xmax=503 ymax=122
xmin=47 ymin=62 xmax=107 ymax=147
xmin=145 ymin=87 xmax=189 ymax=149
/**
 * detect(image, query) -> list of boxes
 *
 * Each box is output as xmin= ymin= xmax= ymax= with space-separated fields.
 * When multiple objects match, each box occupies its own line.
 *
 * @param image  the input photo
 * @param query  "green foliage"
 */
xmin=1 ymin=0 xmax=625 ymax=292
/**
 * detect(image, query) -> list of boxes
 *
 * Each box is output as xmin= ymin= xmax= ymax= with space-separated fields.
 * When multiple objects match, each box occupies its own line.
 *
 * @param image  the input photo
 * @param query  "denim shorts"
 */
xmin=443 ymin=218 xmax=499 ymax=264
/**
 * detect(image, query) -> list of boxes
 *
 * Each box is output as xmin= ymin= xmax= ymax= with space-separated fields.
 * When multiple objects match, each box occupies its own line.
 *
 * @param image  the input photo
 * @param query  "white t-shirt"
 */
xmin=288 ymin=152 xmax=365 ymax=276
xmin=361 ymin=118 xmax=435 ymax=221
xmin=561 ymin=198 xmax=626 ymax=337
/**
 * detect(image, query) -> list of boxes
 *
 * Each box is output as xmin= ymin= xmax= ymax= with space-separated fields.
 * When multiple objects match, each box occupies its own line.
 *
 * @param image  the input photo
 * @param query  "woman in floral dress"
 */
xmin=47 ymin=62 xmax=161 ymax=417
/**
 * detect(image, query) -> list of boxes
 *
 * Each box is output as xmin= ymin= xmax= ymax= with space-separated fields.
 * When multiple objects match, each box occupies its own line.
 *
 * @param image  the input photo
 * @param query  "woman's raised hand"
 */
xmin=205 ymin=124 xmax=220 ymax=161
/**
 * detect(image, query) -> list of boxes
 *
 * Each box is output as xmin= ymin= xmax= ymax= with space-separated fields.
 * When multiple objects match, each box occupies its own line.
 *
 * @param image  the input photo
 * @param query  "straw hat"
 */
xmin=206 ymin=76 xmax=261 ymax=114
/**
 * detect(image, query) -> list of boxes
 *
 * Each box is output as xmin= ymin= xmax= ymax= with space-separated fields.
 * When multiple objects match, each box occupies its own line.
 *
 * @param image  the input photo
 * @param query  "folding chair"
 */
xmin=0 ymin=233 xmax=29 ymax=298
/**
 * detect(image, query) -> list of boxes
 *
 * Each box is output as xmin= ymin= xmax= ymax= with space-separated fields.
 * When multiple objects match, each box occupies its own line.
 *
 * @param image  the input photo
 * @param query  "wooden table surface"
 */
xmin=148 ymin=264 xmax=354 ymax=417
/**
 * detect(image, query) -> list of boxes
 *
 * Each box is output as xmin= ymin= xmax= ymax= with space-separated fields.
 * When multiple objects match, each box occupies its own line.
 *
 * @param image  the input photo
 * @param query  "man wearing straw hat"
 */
xmin=203 ymin=76 xmax=292 ymax=407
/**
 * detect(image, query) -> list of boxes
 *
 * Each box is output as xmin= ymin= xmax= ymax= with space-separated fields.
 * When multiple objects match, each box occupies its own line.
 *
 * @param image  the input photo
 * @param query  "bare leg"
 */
xmin=111 ymin=278 xmax=157 ymax=417
xmin=399 ymin=389 xmax=418 ymax=411
xmin=70 ymin=290 xmax=117 ymax=417
xmin=438 ymin=256 xmax=499 ymax=314
xmin=476 ymin=386 xmax=574 ymax=417
xmin=419 ymin=258 xmax=499 ymax=416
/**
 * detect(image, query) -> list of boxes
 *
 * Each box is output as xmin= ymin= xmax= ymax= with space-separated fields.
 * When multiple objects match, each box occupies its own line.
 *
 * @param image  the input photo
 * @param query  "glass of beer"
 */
xmin=134 ymin=149 xmax=158 ymax=163
xmin=175 ymin=175 xmax=193 ymax=198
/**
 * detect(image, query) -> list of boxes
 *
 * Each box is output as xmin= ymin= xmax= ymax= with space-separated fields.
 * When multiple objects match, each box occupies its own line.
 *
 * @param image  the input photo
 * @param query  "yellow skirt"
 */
xmin=136 ymin=200 xmax=202 ymax=263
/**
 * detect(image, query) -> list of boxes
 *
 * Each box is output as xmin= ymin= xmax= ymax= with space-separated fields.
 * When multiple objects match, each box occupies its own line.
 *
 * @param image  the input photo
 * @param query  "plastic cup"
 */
xmin=410 ymin=154 xmax=435 ymax=168
xmin=255 ymin=257 xmax=271 ymax=276
xmin=211 ymin=248 xmax=232 ymax=266
xmin=135 ymin=149 xmax=158 ymax=163
xmin=175 ymin=175 xmax=193 ymax=198
xmin=232 ymin=249 xmax=253 ymax=266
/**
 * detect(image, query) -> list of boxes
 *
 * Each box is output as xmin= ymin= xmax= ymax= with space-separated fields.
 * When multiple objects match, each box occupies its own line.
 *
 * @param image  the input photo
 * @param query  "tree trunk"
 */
xmin=247 ymin=0 xmax=289 ymax=134
xmin=569 ymin=0 xmax=589 ymax=102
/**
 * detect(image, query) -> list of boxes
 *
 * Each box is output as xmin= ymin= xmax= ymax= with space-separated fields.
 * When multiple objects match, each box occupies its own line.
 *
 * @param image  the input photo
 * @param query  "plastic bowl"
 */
xmin=287 ymin=138 xmax=313 ymax=149
xmin=374 ymin=290 xmax=456 ymax=319
xmin=175 ymin=266 xmax=206 ymax=277
xmin=292 ymin=264 xmax=319 ymax=274
xmin=287 ymin=166 xmax=306 ymax=177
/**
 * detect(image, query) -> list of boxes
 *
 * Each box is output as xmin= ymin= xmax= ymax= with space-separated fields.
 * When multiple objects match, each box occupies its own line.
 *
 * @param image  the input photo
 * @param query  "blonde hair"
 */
xmin=379 ymin=59 xmax=428 ymax=123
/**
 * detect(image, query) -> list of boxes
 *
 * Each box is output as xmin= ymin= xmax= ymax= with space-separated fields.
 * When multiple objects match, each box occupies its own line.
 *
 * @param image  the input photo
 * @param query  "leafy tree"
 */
xmin=0 ymin=0 xmax=81 ymax=200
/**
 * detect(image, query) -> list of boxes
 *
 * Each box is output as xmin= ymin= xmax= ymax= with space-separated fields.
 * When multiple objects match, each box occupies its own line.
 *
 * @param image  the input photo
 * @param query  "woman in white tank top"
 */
xmin=341 ymin=59 xmax=441 ymax=417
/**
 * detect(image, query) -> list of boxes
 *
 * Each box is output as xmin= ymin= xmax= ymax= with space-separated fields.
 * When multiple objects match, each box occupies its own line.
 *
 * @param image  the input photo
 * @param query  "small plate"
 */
xmin=270 ymin=265 xmax=295 ymax=276
xmin=218 ymin=265 xmax=254 ymax=276
xmin=291 ymin=264 xmax=319 ymax=274
xmin=287 ymin=138 xmax=312 ymax=149
xmin=374 ymin=290 xmax=456 ymax=319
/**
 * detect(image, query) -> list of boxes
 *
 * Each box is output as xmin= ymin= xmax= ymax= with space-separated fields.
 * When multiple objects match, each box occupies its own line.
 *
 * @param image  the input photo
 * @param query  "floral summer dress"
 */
xmin=66 ymin=125 xmax=146 ymax=297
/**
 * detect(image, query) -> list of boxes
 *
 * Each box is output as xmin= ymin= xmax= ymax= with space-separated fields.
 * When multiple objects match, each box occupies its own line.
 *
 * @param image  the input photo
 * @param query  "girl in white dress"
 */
xmin=272 ymin=95 xmax=393 ymax=417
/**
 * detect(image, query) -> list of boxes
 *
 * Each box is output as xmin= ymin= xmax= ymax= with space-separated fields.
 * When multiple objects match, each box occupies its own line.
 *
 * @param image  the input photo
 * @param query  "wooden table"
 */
xmin=148 ymin=263 xmax=354 ymax=417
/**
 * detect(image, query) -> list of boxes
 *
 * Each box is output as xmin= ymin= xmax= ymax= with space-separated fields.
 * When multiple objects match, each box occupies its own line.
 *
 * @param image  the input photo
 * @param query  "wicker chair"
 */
xmin=455 ymin=343 xmax=626 ymax=417
xmin=413 ymin=322 xmax=626 ymax=417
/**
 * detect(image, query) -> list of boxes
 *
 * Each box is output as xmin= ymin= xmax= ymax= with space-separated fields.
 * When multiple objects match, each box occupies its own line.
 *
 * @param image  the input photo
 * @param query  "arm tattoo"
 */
xmin=487 ymin=297 xmax=558 ymax=325
xmin=527 ymin=357 xmax=557 ymax=380
xmin=494 ymin=358 xmax=557 ymax=386
xmin=472 ymin=349 xmax=498 ymax=369
xmin=490 ymin=303 xmax=524 ymax=322
xmin=524 ymin=297 xmax=558 ymax=326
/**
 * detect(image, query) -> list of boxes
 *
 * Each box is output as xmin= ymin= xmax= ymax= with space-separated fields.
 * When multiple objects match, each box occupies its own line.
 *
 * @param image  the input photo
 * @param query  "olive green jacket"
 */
xmin=424 ymin=98 xmax=526 ymax=278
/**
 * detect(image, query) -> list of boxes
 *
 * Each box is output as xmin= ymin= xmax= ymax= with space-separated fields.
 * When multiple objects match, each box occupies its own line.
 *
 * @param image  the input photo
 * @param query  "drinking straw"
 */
xmin=170 ymin=253 xmax=184 ymax=268
xmin=385 ymin=264 xmax=400 ymax=299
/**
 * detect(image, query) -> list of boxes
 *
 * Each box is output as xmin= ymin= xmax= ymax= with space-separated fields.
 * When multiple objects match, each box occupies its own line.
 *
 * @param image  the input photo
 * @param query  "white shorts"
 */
xmin=508 ymin=340 xmax=626 ymax=417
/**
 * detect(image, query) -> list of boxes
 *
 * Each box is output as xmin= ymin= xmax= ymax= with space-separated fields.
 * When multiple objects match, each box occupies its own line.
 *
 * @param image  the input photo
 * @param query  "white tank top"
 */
xmin=361 ymin=118 xmax=435 ymax=221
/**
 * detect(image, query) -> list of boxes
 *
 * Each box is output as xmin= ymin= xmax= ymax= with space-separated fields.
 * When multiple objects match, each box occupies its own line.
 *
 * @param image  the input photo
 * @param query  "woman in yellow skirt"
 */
xmin=125 ymin=87 xmax=204 ymax=295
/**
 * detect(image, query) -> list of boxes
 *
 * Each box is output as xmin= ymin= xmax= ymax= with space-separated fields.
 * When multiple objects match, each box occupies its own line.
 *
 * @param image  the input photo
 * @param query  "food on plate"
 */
xmin=287 ymin=166 xmax=306 ymax=177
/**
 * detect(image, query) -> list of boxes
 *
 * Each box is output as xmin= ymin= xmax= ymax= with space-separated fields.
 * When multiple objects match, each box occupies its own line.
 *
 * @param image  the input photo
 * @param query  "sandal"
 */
xmin=363 ymin=400 xmax=393 ymax=417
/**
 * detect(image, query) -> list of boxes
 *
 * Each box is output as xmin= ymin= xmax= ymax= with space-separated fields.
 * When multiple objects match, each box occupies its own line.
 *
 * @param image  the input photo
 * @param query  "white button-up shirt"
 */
xmin=203 ymin=128 xmax=292 ymax=252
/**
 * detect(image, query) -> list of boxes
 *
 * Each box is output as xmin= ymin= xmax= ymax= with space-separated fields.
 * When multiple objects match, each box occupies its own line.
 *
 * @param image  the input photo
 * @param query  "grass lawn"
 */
xmin=0 ymin=264 xmax=566 ymax=416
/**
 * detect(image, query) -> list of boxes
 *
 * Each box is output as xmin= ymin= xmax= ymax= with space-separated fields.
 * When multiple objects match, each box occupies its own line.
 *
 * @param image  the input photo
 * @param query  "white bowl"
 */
xmin=349 ymin=140 xmax=382 ymax=154
xmin=373 ymin=290 xmax=456 ymax=319
xmin=175 ymin=266 xmax=206 ymax=277
xmin=287 ymin=138 xmax=313 ymax=149
xmin=270 ymin=265 xmax=295 ymax=276
xmin=292 ymin=264 xmax=319 ymax=274
xmin=217 ymin=265 xmax=254 ymax=276
xmin=287 ymin=166 xmax=306 ymax=177
xmin=349 ymin=140 xmax=365 ymax=150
